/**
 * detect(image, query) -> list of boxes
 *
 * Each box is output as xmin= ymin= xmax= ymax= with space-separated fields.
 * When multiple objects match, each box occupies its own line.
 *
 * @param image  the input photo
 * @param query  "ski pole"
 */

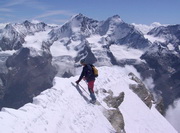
xmin=78 ymin=83 xmax=89 ymax=95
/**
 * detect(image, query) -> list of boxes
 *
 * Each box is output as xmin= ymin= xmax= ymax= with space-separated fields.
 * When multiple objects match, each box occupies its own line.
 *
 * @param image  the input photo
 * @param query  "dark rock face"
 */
xmin=0 ymin=48 xmax=57 ymax=109
xmin=141 ymin=50 xmax=180 ymax=109
xmin=74 ymin=41 xmax=97 ymax=64
xmin=116 ymin=24 xmax=150 ymax=49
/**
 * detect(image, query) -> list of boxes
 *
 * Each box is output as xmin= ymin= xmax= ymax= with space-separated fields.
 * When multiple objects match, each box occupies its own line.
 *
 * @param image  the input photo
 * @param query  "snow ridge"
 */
xmin=0 ymin=66 xmax=177 ymax=133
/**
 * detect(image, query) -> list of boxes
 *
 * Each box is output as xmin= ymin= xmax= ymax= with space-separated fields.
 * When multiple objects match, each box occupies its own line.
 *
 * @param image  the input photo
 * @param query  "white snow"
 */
xmin=50 ymin=39 xmax=79 ymax=57
xmin=110 ymin=45 xmax=144 ymax=61
xmin=0 ymin=50 xmax=17 ymax=55
xmin=23 ymin=30 xmax=51 ymax=56
xmin=144 ymin=35 xmax=166 ymax=43
xmin=132 ymin=22 xmax=163 ymax=34
xmin=24 ymin=30 xmax=50 ymax=50
xmin=0 ymin=66 xmax=177 ymax=133
xmin=132 ymin=22 xmax=168 ymax=43
xmin=167 ymin=43 xmax=175 ymax=51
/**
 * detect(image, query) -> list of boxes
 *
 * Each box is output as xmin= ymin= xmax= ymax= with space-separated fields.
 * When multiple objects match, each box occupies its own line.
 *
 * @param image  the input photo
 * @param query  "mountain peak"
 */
xmin=112 ymin=14 xmax=121 ymax=19
xmin=71 ymin=13 xmax=85 ymax=19
xmin=23 ymin=20 xmax=32 ymax=25
xmin=75 ymin=13 xmax=84 ymax=17
xmin=108 ymin=15 xmax=123 ymax=23
xmin=4 ymin=23 xmax=14 ymax=30
xmin=71 ymin=13 xmax=94 ymax=21
xmin=22 ymin=20 xmax=33 ymax=28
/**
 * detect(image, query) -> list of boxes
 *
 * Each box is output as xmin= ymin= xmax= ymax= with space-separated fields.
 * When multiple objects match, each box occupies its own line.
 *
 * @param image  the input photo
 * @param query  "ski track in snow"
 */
xmin=0 ymin=66 xmax=177 ymax=133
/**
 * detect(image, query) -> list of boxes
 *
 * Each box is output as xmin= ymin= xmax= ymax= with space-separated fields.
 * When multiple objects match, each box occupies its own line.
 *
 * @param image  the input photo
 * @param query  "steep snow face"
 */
xmin=0 ymin=66 xmax=177 ymax=133
xmin=23 ymin=29 xmax=52 ymax=56
xmin=70 ymin=14 xmax=99 ymax=38
xmin=96 ymin=66 xmax=177 ymax=133
xmin=49 ymin=14 xmax=99 ymax=42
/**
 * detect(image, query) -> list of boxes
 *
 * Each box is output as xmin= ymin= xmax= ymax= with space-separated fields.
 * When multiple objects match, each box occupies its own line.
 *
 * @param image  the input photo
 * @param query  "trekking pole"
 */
xmin=78 ymin=83 xmax=89 ymax=95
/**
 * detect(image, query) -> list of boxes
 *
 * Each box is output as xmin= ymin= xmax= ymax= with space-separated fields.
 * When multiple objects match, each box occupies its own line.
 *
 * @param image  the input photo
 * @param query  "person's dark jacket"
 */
xmin=77 ymin=64 xmax=95 ymax=82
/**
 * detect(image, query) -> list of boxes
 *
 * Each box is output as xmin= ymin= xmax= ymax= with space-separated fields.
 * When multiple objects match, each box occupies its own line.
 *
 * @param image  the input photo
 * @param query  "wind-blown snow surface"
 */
xmin=0 ymin=66 xmax=177 ymax=133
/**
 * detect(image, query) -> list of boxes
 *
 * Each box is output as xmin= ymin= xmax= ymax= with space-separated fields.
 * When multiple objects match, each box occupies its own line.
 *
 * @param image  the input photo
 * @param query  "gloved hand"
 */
xmin=76 ymin=80 xmax=80 ymax=84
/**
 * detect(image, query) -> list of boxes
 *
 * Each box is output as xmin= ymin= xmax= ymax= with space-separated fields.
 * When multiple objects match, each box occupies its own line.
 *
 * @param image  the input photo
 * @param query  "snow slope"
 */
xmin=132 ymin=22 xmax=163 ymax=34
xmin=0 ymin=66 xmax=177 ymax=133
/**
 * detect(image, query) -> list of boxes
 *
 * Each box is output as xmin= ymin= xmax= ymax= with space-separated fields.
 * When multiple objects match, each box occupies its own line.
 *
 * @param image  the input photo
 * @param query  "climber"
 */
xmin=76 ymin=59 xmax=96 ymax=104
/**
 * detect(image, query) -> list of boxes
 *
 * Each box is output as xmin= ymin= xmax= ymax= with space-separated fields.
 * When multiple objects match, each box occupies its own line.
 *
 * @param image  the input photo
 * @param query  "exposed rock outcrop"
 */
xmin=100 ymin=89 xmax=125 ymax=133
xmin=128 ymin=72 xmax=154 ymax=108
xmin=103 ymin=90 xmax=124 ymax=109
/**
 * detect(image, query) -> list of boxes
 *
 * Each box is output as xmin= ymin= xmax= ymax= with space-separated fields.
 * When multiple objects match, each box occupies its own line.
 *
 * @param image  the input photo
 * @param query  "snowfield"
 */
xmin=0 ymin=66 xmax=177 ymax=133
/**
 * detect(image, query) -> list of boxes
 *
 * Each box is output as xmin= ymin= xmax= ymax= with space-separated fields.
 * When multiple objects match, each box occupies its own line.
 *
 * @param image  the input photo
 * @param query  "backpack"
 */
xmin=92 ymin=66 xmax=98 ymax=77
xmin=86 ymin=64 xmax=98 ymax=78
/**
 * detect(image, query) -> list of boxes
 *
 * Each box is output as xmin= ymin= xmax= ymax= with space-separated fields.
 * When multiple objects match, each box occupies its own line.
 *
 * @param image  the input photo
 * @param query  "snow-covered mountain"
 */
xmin=49 ymin=14 xmax=151 ymax=77
xmin=147 ymin=24 xmax=180 ymax=53
xmin=0 ymin=66 xmax=177 ymax=133
xmin=0 ymin=13 xmax=179 ymax=132
xmin=0 ymin=20 xmax=53 ymax=51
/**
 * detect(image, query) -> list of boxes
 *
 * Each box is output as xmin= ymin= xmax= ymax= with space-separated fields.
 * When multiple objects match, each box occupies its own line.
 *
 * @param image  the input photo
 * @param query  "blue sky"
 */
xmin=0 ymin=0 xmax=179 ymax=25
